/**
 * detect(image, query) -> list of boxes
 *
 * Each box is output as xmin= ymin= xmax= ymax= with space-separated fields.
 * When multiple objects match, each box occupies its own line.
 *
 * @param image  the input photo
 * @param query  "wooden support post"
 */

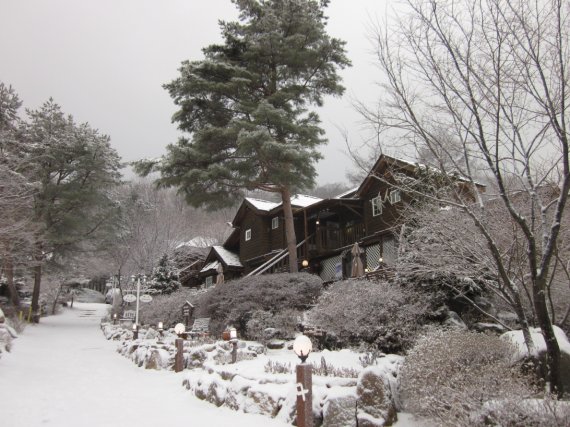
xmin=296 ymin=364 xmax=313 ymax=427
xmin=175 ymin=338 xmax=184 ymax=372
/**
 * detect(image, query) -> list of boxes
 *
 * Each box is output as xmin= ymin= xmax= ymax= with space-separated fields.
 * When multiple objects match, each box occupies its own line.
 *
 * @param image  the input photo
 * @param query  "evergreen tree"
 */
xmin=135 ymin=0 xmax=350 ymax=272
xmin=148 ymin=254 xmax=180 ymax=295
xmin=0 ymin=83 xmax=36 ymax=307
xmin=22 ymin=99 xmax=122 ymax=321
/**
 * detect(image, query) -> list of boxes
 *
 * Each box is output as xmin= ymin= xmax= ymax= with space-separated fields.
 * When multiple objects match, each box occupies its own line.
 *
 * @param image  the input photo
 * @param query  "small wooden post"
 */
xmin=296 ymin=364 xmax=313 ymax=427
xmin=174 ymin=338 xmax=184 ymax=372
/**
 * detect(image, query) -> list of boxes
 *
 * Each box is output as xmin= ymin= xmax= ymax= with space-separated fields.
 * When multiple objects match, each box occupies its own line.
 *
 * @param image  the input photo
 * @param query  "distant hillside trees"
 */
xmin=98 ymin=181 xmax=234 ymax=283
xmin=135 ymin=0 xmax=350 ymax=273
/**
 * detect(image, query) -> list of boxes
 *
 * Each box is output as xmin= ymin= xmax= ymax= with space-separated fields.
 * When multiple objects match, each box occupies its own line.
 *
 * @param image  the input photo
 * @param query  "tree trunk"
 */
xmin=31 ymin=243 xmax=43 ymax=323
xmin=31 ymin=263 xmax=41 ymax=323
xmin=281 ymin=187 xmax=298 ymax=273
xmin=4 ymin=257 xmax=20 ymax=307
xmin=534 ymin=277 xmax=563 ymax=395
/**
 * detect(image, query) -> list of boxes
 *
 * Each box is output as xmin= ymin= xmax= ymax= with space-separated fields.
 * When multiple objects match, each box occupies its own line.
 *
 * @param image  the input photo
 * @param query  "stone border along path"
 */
xmin=0 ymin=302 xmax=289 ymax=427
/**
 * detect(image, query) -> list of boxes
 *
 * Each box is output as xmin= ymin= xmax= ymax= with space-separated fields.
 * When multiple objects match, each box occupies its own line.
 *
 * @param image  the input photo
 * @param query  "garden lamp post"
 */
xmin=174 ymin=323 xmax=185 ymax=372
xmin=229 ymin=327 xmax=238 ymax=364
xmin=158 ymin=321 xmax=164 ymax=336
xmin=113 ymin=313 xmax=117 ymax=325
xmin=293 ymin=334 xmax=313 ymax=427
xmin=132 ymin=323 xmax=138 ymax=340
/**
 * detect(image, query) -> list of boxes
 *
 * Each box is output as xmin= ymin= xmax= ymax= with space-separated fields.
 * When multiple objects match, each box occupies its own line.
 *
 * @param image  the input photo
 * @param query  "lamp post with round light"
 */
xmin=229 ymin=327 xmax=238 ymax=364
xmin=174 ymin=323 xmax=186 ymax=372
xmin=132 ymin=323 xmax=139 ymax=340
xmin=293 ymin=334 xmax=313 ymax=427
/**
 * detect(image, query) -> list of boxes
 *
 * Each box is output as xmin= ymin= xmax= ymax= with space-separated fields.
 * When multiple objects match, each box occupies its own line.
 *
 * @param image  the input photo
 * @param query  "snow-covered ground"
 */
xmin=0 ymin=303 xmax=290 ymax=427
xmin=0 ymin=302 xmax=429 ymax=426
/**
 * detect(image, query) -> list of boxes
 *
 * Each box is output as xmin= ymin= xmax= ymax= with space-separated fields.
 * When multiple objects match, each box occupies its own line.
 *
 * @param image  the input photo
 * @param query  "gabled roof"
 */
xmin=230 ymin=194 xmax=323 ymax=227
xmin=245 ymin=197 xmax=279 ymax=212
xmin=289 ymin=194 xmax=322 ymax=208
xmin=354 ymin=154 xmax=485 ymax=197
xmin=213 ymin=245 xmax=242 ymax=268
xmin=335 ymin=187 xmax=359 ymax=199
xmin=201 ymin=245 xmax=243 ymax=274
xmin=200 ymin=260 xmax=220 ymax=274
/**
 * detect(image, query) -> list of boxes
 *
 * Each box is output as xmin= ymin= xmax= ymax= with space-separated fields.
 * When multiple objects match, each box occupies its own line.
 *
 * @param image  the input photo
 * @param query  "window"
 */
xmin=390 ymin=190 xmax=401 ymax=204
xmin=205 ymin=275 xmax=213 ymax=288
xmin=271 ymin=217 xmax=279 ymax=230
xmin=371 ymin=196 xmax=382 ymax=216
xmin=245 ymin=228 xmax=252 ymax=241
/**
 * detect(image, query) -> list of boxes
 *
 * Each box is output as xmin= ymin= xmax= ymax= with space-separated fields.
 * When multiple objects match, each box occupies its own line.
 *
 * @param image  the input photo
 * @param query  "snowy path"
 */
xmin=0 ymin=303 xmax=290 ymax=427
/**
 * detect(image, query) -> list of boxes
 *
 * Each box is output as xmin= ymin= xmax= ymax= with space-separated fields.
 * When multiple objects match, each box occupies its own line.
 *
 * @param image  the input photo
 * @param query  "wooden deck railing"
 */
xmin=308 ymin=223 xmax=366 ymax=253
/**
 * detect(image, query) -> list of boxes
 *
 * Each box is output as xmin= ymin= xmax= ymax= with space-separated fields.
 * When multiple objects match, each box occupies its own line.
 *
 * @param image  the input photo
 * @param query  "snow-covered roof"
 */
xmin=335 ymin=187 xmax=359 ymax=199
xmin=245 ymin=194 xmax=321 ymax=212
xmin=290 ymin=194 xmax=322 ymax=208
xmin=176 ymin=236 xmax=217 ymax=249
xmin=213 ymin=246 xmax=243 ymax=268
xmin=245 ymin=197 xmax=279 ymax=212
xmin=200 ymin=260 xmax=220 ymax=274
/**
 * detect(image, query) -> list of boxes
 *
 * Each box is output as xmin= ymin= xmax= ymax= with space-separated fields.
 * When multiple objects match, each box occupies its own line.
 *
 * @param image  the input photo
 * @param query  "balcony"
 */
xmin=306 ymin=223 xmax=366 ymax=255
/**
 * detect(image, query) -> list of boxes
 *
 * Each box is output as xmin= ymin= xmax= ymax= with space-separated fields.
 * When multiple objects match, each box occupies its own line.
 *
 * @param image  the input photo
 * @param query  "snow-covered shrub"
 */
xmin=195 ymin=273 xmax=323 ymax=338
xmin=307 ymin=279 xmax=429 ymax=353
xmin=246 ymin=308 xmax=302 ymax=343
xmin=400 ymin=328 xmax=538 ymax=426
xmin=139 ymin=287 xmax=202 ymax=327
xmin=263 ymin=358 xmax=359 ymax=378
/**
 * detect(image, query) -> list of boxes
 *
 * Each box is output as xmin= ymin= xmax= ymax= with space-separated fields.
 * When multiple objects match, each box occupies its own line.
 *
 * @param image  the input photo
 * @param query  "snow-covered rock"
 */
xmin=244 ymin=382 xmax=289 ymax=417
xmin=321 ymin=386 xmax=357 ymax=427
xmin=356 ymin=356 xmax=404 ymax=426
xmin=444 ymin=311 xmax=467 ymax=329
xmin=502 ymin=326 xmax=570 ymax=391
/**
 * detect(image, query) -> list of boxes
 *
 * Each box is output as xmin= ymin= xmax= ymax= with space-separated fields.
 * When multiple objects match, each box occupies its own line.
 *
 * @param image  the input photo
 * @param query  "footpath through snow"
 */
xmin=0 ymin=303 xmax=290 ymax=427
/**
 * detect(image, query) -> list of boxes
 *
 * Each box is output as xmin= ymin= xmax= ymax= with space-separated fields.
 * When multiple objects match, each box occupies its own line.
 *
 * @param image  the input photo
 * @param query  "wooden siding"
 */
xmin=239 ymin=208 xmax=271 ymax=262
xmin=362 ymin=179 xmax=403 ymax=237
xmin=269 ymin=215 xmax=285 ymax=251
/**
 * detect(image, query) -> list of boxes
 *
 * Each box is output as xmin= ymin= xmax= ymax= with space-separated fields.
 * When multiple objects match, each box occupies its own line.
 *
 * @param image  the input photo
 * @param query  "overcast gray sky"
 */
xmin=0 ymin=0 xmax=391 ymax=185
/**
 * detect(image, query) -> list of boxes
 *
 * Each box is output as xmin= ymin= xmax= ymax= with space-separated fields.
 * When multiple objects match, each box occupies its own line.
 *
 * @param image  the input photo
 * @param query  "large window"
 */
xmin=245 ymin=228 xmax=252 ymax=241
xmin=271 ymin=217 xmax=279 ymax=230
xmin=390 ymin=190 xmax=401 ymax=204
xmin=371 ymin=196 xmax=382 ymax=216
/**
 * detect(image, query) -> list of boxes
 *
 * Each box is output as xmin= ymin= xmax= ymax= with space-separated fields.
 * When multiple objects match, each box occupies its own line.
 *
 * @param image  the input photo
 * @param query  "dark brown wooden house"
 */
xmin=197 ymin=154 xmax=484 ymax=285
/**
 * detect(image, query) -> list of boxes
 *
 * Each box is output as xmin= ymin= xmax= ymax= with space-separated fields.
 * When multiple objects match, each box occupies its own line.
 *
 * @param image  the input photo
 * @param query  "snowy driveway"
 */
xmin=0 ymin=303 xmax=289 ymax=427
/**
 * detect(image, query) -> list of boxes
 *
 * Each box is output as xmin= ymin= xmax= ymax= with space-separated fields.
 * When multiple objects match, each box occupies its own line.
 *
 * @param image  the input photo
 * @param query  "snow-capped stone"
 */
xmin=322 ymin=386 xmax=357 ymax=427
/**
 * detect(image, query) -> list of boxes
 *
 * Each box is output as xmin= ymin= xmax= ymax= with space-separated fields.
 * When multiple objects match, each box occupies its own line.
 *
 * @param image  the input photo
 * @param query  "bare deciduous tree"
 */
xmin=359 ymin=0 xmax=570 ymax=394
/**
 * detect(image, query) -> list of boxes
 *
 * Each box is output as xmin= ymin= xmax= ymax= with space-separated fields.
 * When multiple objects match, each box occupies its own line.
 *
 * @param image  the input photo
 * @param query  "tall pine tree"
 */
xmin=135 ymin=0 xmax=350 ymax=272
xmin=23 ymin=100 xmax=122 ymax=321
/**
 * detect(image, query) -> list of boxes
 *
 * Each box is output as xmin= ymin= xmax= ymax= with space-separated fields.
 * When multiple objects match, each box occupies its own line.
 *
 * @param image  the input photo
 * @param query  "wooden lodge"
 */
xmin=199 ymin=154 xmax=483 ymax=284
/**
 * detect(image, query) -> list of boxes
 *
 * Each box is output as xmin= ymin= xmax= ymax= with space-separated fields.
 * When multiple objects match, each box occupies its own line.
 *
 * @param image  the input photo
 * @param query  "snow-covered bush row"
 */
xmin=195 ymin=272 xmax=323 ymax=340
xmin=182 ymin=354 xmax=404 ymax=426
xmin=307 ymin=278 xmax=431 ymax=353
xmin=101 ymin=322 xmax=262 ymax=370
xmin=400 ymin=328 xmax=570 ymax=426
